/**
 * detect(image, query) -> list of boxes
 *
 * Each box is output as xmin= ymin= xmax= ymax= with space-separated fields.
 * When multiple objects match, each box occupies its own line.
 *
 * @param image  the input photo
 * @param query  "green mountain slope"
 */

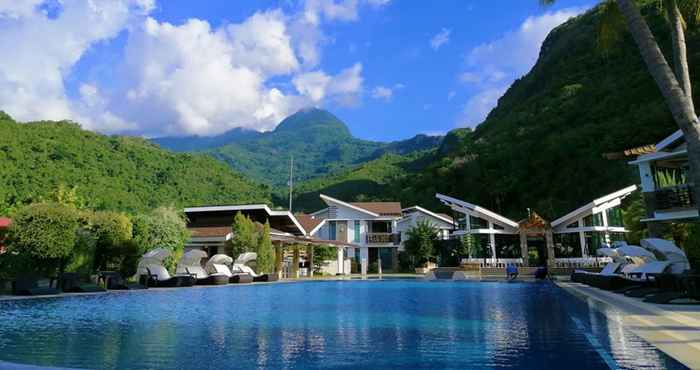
xmin=0 ymin=112 xmax=270 ymax=214
xmin=153 ymin=108 xmax=442 ymax=186
xmin=291 ymin=4 xmax=685 ymax=219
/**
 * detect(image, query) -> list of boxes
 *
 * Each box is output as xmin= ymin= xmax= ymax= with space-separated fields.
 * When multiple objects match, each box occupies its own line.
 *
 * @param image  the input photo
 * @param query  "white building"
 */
xmin=436 ymin=185 xmax=637 ymax=267
xmin=396 ymin=206 xmax=455 ymax=244
xmin=303 ymin=194 xmax=403 ymax=274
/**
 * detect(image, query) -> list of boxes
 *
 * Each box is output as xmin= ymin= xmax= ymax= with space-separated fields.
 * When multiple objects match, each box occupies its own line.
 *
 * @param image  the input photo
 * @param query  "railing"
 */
xmin=366 ymin=233 xmax=400 ymax=245
xmin=654 ymin=184 xmax=695 ymax=210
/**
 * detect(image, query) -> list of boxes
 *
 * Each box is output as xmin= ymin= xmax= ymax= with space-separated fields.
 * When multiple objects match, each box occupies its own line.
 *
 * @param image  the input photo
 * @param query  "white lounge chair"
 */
xmin=176 ymin=250 xmax=229 ymax=285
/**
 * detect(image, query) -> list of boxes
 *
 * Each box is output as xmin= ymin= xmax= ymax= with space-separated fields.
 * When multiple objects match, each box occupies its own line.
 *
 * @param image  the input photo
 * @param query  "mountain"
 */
xmin=289 ymin=3 xmax=684 ymax=219
xmin=0 ymin=112 xmax=270 ymax=214
xmin=152 ymin=108 xmax=443 ymax=186
xmin=151 ymin=128 xmax=262 ymax=152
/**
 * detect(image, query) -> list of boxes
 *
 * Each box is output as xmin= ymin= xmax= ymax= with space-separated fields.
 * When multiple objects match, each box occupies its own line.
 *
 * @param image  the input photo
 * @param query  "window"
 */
xmin=585 ymin=232 xmax=606 ymax=254
xmin=606 ymin=207 xmax=624 ymax=227
xmin=329 ymin=221 xmax=336 ymax=240
xmin=494 ymin=234 xmax=520 ymax=258
xmin=354 ymin=220 xmax=361 ymax=242
xmin=582 ymin=213 xmax=603 ymax=227
xmin=469 ymin=216 xmax=488 ymax=230
xmin=553 ymin=233 xmax=582 ymax=258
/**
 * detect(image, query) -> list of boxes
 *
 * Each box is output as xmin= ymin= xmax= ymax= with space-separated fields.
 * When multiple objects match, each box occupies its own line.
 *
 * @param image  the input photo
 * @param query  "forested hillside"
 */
xmin=0 ymin=112 xmax=270 ymax=214
xmin=291 ymin=3 xmax=684 ymax=219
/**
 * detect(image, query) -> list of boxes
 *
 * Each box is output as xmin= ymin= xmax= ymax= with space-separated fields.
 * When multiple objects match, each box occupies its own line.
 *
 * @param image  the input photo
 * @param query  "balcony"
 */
xmin=654 ymin=184 xmax=696 ymax=211
xmin=367 ymin=233 xmax=400 ymax=245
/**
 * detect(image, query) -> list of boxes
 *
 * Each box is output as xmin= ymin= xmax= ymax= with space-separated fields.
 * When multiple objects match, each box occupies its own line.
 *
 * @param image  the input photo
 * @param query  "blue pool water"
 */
xmin=0 ymin=280 xmax=689 ymax=370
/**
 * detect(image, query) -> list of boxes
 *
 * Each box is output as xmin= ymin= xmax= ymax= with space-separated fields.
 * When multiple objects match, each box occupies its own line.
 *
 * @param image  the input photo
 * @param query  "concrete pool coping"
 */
xmin=557 ymin=282 xmax=700 ymax=370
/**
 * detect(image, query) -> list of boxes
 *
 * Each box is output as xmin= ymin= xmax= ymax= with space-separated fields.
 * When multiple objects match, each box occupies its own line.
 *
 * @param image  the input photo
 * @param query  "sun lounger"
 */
xmin=12 ymin=276 xmax=60 ymax=296
xmin=144 ymin=265 xmax=196 ymax=288
xmin=571 ymin=262 xmax=620 ymax=284
xmin=99 ymin=271 xmax=146 ymax=290
xmin=210 ymin=263 xmax=253 ymax=284
xmin=184 ymin=266 xmax=230 ymax=285
xmin=643 ymin=274 xmax=700 ymax=304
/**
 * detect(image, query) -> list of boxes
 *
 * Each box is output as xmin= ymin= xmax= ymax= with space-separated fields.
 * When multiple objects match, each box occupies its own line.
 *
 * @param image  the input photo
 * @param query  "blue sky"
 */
xmin=0 ymin=0 xmax=593 ymax=141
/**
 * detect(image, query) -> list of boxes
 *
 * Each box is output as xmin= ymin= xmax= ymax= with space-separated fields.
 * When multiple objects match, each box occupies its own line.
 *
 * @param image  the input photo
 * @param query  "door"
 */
xmin=337 ymin=221 xmax=348 ymax=242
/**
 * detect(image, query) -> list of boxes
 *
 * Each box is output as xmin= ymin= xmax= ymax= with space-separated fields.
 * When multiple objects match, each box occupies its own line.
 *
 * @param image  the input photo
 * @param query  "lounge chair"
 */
xmin=571 ymin=262 xmax=621 ymax=284
xmin=618 ymin=261 xmax=672 ymax=297
xmin=12 ymin=276 xmax=60 ymax=296
xmin=210 ymin=263 xmax=253 ymax=284
xmin=232 ymin=252 xmax=277 ymax=282
xmin=57 ymin=272 xmax=106 ymax=293
xmin=176 ymin=250 xmax=229 ymax=285
xmin=143 ymin=265 xmax=196 ymax=288
xmin=99 ymin=271 xmax=146 ymax=290
xmin=643 ymin=273 xmax=700 ymax=304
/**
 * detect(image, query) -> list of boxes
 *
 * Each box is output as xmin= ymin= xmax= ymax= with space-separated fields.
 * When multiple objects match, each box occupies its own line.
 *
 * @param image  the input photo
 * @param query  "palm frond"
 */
xmin=677 ymin=0 xmax=700 ymax=26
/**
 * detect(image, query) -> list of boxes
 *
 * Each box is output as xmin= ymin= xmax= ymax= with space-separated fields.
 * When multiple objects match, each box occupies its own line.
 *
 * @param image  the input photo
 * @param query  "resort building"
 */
xmin=183 ymin=204 xmax=308 ymax=256
xmin=628 ymin=130 xmax=697 ymax=227
xmin=303 ymin=194 xmax=403 ymax=274
xmin=436 ymin=185 xmax=637 ymax=267
xmin=0 ymin=217 xmax=10 ymax=254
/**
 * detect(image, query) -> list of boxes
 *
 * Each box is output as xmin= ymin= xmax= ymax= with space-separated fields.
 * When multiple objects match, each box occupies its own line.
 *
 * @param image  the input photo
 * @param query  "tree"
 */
xmin=312 ymin=245 xmax=338 ymax=273
xmin=543 ymin=0 xmax=700 ymax=221
xmin=132 ymin=207 xmax=189 ymax=254
xmin=7 ymin=202 xmax=80 ymax=274
xmin=229 ymin=212 xmax=258 ymax=258
xmin=90 ymin=211 xmax=133 ymax=271
xmin=404 ymin=220 xmax=439 ymax=267
xmin=255 ymin=221 xmax=275 ymax=273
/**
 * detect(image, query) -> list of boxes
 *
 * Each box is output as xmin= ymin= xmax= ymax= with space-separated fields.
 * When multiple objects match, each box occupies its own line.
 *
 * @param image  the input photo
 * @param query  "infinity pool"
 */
xmin=0 ymin=280 xmax=688 ymax=369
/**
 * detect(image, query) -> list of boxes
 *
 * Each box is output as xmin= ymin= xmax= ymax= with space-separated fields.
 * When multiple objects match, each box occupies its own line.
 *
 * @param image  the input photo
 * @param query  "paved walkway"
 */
xmin=558 ymin=282 xmax=700 ymax=369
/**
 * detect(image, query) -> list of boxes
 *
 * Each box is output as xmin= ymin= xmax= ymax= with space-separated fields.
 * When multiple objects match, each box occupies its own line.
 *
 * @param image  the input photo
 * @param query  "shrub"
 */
xmin=255 ymin=221 xmax=274 ymax=273
xmin=312 ymin=245 xmax=337 ymax=273
xmin=404 ymin=220 xmax=439 ymax=267
xmin=7 ymin=202 xmax=81 ymax=274
xmin=229 ymin=212 xmax=258 ymax=257
xmin=90 ymin=211 xmax=133 ymax=271
xmin=133 ymin=206 xmax=189 ymax=254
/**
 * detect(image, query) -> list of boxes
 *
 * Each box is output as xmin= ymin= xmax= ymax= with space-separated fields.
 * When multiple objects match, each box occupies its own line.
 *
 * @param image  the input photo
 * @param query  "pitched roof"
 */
xmin=295 ymin=213 xmax=324 ymax=235
xmin=188 ymin=226 xmax=232 ymax=238
xmin=350 ymin=202 xmax=402 ymax=216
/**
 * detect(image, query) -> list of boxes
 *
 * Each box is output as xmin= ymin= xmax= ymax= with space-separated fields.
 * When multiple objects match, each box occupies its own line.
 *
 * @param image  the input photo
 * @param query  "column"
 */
xmin=545 ymin=230 xmax=555 ymax=267
xmin=519 ymin=232 xmax=528 ymax=266
xmin=601 ymin=209 xmax=611 ymax=246
xmin=488 ymin=222 xmax=497 ymax=262
xmin=275 ymin=244 xmax=284 ymax=279
xmin=360 ymin=247 xmax=369 ymax=276
xmin=337 ymin=247 xmax=344 ymax=275
xmin=579 ymin=230 xmax=587 ymax=257
xmin=292 ymin=246 xmax=300 ymax=279
xmin=307 ymin=245 xmax=314 ymax=278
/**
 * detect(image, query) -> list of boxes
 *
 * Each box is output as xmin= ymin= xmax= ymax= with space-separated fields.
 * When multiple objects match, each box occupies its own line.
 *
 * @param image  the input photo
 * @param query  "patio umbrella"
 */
xmin=205 ymin=254 xmax=234 ymax=271
xmin=235 ymin=252 xmax=257 ymax=265
xmin=179 ymin=249 xmax=208 ymax=266
xmin=141 ymin=248 xmax=172 ymax=262
xmin=615 ymin=245 xmax=656 ymax=261
xmin=641 ymin=239 xmax=690 ymax=273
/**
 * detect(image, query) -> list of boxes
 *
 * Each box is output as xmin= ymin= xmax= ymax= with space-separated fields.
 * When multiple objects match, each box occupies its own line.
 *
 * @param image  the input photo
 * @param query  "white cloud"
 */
xmin=0 ymin=0 xmax=153 ymax=124
xmin=365 ymin=0 xmax=391 ymax=7
xmin=457 ymin=7 xmax=586 ymax=127
xmin=430 ymin=28 xmax=450 ymax=50
xmin=372 ymin=86 xmax=393 ymax=100
xmin=371 ymin=83 xmax=403 ymax=101
xmin=293 ymin=63 xmax=363 ymax=106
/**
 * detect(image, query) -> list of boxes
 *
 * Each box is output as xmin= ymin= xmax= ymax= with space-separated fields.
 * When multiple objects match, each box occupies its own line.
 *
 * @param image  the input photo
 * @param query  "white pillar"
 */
xmin=601 ymin=210 xmax=611 ymax=246
xmin=337 ymin=247 xmax=344 ymax=275
xmin=579 ymin=230 xmax=587 ymax=257
xmin=488 ymin=222 xmax=497 ymax=262
xmin=360 ymin=247 xmax=369 ymax=276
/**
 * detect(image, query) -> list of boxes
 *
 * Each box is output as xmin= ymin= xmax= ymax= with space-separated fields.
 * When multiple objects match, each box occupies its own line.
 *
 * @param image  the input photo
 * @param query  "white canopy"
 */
xmin=136 ymin=248 xmax=173 ymax=277
xmin=205 ymin=254 xmax=233 ymax=273
xmin=596 ymin=247 xmax=618 ymax=258
xmin=615 ymin=245 xmax=656 ymax=261
xmin=641 ymin=239 xmax=690 ymax=273
xmin=235 ymin=252 xmax=257 ymax=265
xmin=176 ymin=249 xmax=209 ymax=278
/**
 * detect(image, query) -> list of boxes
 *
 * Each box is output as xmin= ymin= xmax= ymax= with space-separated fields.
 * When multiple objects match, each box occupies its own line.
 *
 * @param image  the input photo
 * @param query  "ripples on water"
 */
xmin=0 ymin=281 xmax=688 ymax=370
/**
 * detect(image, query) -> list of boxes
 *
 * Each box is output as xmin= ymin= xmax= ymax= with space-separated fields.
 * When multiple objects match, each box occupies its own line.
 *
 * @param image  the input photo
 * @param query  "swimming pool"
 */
xmin=0 ymin=280 xmax=688 ymax=370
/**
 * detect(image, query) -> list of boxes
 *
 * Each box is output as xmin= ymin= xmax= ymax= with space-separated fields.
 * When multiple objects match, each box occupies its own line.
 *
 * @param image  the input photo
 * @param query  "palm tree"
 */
xmin=541 ymin=0 xmax=700 ymax=221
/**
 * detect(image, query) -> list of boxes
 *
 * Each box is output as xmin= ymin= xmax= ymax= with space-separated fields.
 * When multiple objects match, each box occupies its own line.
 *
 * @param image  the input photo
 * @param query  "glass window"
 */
xmin=606 ymin=207 xmax=624 ymax=227
xmin=585 ymin=232 xmax=606 ymax=255
xmin=463 ymin=234 xmax=492 ymax=258
xmin=354 ymin=220 xmax=361 ymax=242
xmin=566 ymin=221 xmax=580 ymax=229
xmin=494 ymin=234 xmax=520 ymax=258
xmin=329 ymin=221 xmax=336 ymax=240
xmin=553 ymin=233 xmax=582 ymax=258
xmin=582 ymin=213 xmax=603 ymax=227
xmin=469 ymin=216 xmax=489 ymax=230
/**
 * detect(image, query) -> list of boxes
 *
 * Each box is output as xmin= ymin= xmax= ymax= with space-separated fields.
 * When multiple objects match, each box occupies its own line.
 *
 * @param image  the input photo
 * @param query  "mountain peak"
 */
xmin=274 ymin=107 xmax=351 ymax=137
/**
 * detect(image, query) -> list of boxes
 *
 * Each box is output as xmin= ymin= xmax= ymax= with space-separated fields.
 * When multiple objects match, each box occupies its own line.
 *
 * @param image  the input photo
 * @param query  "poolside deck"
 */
xmin=558 ymin=282 xmax=700 ymax=369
